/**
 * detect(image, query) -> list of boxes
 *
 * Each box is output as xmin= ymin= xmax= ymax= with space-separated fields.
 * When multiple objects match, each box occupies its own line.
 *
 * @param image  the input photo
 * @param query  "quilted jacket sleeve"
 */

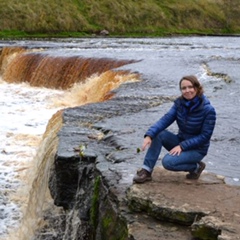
xmin=145 ymin=103 xmax=177 ymax=139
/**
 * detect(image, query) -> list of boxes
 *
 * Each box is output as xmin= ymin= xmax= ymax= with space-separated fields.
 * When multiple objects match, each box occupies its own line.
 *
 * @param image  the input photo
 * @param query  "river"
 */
xmin=0 ymin=36 xmax=239 ymax=239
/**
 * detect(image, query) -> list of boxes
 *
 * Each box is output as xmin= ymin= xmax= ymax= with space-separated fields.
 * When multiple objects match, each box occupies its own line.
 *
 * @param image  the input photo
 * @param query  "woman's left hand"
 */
xmin=169 ymin=145 xmax=182 ymax=156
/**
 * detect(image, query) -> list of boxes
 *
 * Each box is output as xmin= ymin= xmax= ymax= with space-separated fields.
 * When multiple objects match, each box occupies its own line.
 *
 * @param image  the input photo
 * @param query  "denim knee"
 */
xmin=162 ymin=154 xmax=173 ymax=170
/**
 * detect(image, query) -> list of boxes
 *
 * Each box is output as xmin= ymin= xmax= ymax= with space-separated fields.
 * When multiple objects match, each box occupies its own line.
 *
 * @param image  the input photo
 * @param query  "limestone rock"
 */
xmin=126 ymin=168 xmax=240 ymax=240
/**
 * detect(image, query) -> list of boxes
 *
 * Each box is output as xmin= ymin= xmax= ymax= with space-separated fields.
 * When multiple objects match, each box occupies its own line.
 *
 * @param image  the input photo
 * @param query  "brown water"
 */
xmin=0 ymin=36 xmax=239 ymax=239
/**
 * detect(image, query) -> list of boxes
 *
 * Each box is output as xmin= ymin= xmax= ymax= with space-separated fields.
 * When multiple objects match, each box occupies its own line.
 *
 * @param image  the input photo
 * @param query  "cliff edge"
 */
xmin=40 ymin=94 xmax=240 ymax=240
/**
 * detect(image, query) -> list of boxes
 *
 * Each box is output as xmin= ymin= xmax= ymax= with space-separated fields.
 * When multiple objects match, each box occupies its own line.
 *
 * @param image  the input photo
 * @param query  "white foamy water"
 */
xmin=0 ymin=78 xmax=64 ymax=238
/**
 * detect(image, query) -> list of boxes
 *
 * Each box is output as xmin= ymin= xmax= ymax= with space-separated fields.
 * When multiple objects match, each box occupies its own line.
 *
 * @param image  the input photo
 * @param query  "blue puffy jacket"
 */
xmin=145 ymin=95 xmax=216 ymax=155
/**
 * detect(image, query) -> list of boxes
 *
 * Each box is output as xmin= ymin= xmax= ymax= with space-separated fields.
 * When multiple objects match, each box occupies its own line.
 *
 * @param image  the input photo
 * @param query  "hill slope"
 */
xmin=1 ymin=0 xmax=240 ymax=37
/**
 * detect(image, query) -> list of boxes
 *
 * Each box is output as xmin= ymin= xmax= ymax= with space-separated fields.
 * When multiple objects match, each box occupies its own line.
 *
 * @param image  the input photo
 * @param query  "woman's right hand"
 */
xmin=141 ymin=136 xmax=152 ymax=151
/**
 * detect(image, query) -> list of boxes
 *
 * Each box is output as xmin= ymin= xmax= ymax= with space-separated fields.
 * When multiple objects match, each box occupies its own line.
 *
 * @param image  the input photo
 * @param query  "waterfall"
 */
xmin=1 ymin=47 xmax=136 ymax=89
xmin=0 ymin=46 xmax=139 ymax=239
xmin=7 ymin=111 xmax=63 ymax=240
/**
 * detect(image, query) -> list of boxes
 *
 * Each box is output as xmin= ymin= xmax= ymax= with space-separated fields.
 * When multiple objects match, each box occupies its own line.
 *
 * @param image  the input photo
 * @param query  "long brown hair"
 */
xmin=179 ymin=75 xmax=204 ymax=96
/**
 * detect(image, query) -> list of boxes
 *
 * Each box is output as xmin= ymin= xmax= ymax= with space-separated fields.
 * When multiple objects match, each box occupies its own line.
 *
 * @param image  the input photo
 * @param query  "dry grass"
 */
xmin=0 ymin=0 xmax=240 ymax=36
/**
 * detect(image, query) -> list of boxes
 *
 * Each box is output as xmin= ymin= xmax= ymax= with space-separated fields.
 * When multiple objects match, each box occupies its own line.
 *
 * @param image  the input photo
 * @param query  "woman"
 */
xmin=133 ymin=75 xmax=216 ymax=183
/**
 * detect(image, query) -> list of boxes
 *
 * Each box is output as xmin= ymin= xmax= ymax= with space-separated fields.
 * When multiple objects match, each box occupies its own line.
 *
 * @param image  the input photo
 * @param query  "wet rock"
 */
xmin=43 ymin=91 xmax=240 ymax=240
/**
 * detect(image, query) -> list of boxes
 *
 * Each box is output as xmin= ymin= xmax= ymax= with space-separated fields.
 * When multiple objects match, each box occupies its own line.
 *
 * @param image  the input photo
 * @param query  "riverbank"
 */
xmin=1 ymin=32 xmax=240 ymax=40
xmin=1 ymin=0 xmax=240 ymax=38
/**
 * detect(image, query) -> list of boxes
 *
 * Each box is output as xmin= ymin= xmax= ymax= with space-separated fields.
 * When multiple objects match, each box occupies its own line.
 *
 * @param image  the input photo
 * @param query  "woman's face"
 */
xmin=180 ymin=79 xmax=197 ymax=100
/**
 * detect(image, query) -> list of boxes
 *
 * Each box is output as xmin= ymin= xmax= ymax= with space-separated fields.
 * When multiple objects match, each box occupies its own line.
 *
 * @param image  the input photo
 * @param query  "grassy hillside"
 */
xmin=0 ymin=0 xmax=240 ymax=38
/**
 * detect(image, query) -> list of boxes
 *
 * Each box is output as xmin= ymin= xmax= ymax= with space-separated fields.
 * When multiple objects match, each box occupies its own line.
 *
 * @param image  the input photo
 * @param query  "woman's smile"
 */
xmin=180 ymin=79 xmax=197 ymax=100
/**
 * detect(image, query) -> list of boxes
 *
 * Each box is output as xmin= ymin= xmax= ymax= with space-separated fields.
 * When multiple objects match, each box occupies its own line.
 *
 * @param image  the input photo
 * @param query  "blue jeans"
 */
xmin=142 ymin=130 xmax=205 ymax=173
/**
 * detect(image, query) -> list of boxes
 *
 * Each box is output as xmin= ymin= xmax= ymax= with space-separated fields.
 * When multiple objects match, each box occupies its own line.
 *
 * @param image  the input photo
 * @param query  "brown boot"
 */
xmin=133 ymin=168 xmax=152 ymax=183
xmin=186 ymin=162 xmax=206 ymax=180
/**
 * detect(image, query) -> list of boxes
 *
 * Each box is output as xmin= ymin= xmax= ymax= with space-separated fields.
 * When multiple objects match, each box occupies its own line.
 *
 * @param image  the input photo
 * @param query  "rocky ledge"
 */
xmin=127 ymin=168 xmax=240 ymax=240
xmin=34 ymin=86 xmax=240 ymax=240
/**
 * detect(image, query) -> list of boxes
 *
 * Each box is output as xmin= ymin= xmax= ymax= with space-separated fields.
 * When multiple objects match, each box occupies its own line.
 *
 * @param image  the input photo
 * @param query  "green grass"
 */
xmin=0 ymin=30 xmax=91 ymax=39
xmin=1 ymin=0 xmax=240 ymax=38
xmin=90 ymin=176 xmax=101 ymax=230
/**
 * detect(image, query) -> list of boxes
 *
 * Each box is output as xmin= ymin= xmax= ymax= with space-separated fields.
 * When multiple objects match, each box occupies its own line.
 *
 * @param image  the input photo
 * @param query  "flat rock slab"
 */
xmin=127 ymin=167 xmax=240 ymax=240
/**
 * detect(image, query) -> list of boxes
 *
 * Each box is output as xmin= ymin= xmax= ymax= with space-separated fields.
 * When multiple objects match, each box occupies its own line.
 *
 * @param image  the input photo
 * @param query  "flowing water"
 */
xmin=0 ymin=37 xmax=240 ymax=239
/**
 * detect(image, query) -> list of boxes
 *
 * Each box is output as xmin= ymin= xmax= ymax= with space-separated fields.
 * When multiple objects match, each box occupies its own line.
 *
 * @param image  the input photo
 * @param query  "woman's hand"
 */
xmin=169 ymin=145 xmax=182 ymax=156
xmin=141 ymin=136 xmax=152 ymax=151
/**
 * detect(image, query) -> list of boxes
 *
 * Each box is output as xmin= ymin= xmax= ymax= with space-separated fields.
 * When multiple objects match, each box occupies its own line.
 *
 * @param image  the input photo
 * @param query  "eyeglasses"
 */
xmin=180 ymin=85 xmax=194 ymax=91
